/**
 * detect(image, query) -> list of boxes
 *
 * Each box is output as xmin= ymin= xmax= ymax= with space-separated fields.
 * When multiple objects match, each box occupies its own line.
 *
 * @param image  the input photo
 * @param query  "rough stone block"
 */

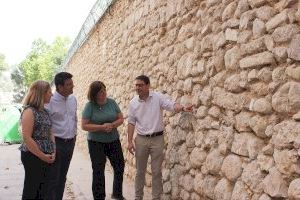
xmin=240 ymin=37 xmax=266 ymax=56
xmin=288 ymin=34 xmax=300 ymax=61
xmin=272 ymin=24 xmax=300 ymax=43
xmin=288 ymin=179 xmax=300 ymax=199
xmin=224 ymin=46 xmax=241 ymax=70
xmin=266 ymin=10 xmax=288 ymax=31
xmin=263 ymin=167 xmax=288 ymax=198
xmin=239 ymin=51 xmax=275 ymax=69
xmin=225 ymin=28 xmax=238 ymax=41
xmin=256 ymin=6 xmax=276 ymax=21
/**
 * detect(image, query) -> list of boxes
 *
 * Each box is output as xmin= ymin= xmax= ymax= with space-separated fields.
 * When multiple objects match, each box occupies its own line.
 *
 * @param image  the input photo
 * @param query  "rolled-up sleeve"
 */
xmin=128 ymin=103 xmax=136 ymax=125
xmin=158 ymin=93 xmax=175 ymax=111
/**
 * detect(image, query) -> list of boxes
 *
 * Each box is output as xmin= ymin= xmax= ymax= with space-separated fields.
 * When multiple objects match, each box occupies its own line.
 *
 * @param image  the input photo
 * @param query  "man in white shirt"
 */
xmin=127 ymin=75 xmax=192 ymax=200
xmin=46 ymin=72 xmax=77 ymax=200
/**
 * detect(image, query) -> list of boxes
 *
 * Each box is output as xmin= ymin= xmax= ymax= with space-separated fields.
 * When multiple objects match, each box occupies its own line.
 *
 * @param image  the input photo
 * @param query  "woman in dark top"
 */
xmin=81 ymin=81 xmax=125 ymax=200
xmin=19 ymin=80 xmax=55 ymax=200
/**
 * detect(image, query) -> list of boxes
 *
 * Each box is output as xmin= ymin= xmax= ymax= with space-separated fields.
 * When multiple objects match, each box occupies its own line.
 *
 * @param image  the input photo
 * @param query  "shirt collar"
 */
xmin=138 ymin=91 xmax=153 ymax=102
xmin=53 ymin=91 xmax=68 ymax=101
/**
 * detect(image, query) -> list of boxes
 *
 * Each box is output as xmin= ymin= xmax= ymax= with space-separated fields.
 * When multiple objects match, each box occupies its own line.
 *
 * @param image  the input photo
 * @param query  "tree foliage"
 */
xmin=10 ymin=66 xmax=26 ymax=103
xmin=19 ymin=36 xmax=70 ymax=87
xmin=11 ymin=36 xmax=71 ymax=102
xmin=0 ymin=53 xmax=8 ymax=72
xmin=0 ymin=54 xmax=14 ymax=103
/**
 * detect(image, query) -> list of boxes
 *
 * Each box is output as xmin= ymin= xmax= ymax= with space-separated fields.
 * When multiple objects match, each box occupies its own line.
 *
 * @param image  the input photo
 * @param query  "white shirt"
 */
xmin=45 ymin=91 xmax=77 ymax=139
xmin=128 ymin=91 xmax=175 ymax=135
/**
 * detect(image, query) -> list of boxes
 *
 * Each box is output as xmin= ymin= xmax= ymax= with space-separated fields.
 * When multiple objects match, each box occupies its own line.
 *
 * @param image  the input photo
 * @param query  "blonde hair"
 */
xmin=23 ymin=80 xmax=51 ymax=111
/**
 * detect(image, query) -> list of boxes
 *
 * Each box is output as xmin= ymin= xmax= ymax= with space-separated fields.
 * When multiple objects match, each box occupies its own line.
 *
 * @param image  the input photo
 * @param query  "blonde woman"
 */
xmin=19 ymin=80 xmax=55 ymax=200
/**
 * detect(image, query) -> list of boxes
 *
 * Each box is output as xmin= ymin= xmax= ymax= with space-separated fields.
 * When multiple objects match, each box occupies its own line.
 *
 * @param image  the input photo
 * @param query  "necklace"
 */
xmin=98 ymin=100 xmax=106 ymax=110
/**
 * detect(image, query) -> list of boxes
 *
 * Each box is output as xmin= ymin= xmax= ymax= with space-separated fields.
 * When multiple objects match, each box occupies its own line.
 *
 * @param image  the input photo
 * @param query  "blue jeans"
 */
xmin=47 ymin=137 xmax=75 ymax=200
xmin=88 ymin=139 xmax=125 ymax=200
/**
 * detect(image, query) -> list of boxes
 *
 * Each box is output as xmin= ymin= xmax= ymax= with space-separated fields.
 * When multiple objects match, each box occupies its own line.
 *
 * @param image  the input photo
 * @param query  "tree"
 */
xmin=11 ymin=36 xmax=71 ymax=101
xmin=21 ymin=39 xmax=48 ymax=87
xmin=20 ymin=37 xmax=71 ymax=87
xmin=10 ymin=66 xmax=26 ymax=103
xmin=0 ymin=53 xmax=8 ymax=72
xmin=0 ymin=53 xmax=14 ymax=103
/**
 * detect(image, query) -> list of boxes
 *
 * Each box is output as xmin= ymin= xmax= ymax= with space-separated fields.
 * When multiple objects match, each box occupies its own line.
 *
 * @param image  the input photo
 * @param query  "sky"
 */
xmin=0 ymin=0 xmax=97 ymax=65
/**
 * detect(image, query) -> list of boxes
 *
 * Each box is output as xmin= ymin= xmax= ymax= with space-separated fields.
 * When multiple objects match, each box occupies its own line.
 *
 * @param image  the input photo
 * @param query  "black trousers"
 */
xmin=21 ymin=151 xmax=51 ymax=200
xmin=88 ymin=139 xmax=125 ymax=200
xmin=47 ymin=137 xmax=75 ymax=200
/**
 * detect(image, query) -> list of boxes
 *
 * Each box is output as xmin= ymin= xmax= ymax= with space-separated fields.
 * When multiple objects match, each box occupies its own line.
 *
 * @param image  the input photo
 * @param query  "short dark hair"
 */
xmin=87 ymin=81 xmax=106 ymax=102
xmin=135 ymin=75 xmax=150 ymax=85
xmin=54 ymin=72 xmax=73 ymax=90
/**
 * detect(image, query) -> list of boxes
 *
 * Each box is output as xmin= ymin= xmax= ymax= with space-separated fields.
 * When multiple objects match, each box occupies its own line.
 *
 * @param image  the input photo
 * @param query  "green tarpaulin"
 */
xmin=0 ymin=105 xmax=22 ymax=144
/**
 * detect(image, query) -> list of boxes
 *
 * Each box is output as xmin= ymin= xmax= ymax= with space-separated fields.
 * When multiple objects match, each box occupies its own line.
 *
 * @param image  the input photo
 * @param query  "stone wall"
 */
xmin=65 ymin=0 xmax=300 ymax=199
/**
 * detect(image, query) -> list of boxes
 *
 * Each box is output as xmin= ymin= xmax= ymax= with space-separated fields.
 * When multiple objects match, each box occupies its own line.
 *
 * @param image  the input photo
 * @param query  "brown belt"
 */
xmin=139 ymin=131 xmax=163 ymax=138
